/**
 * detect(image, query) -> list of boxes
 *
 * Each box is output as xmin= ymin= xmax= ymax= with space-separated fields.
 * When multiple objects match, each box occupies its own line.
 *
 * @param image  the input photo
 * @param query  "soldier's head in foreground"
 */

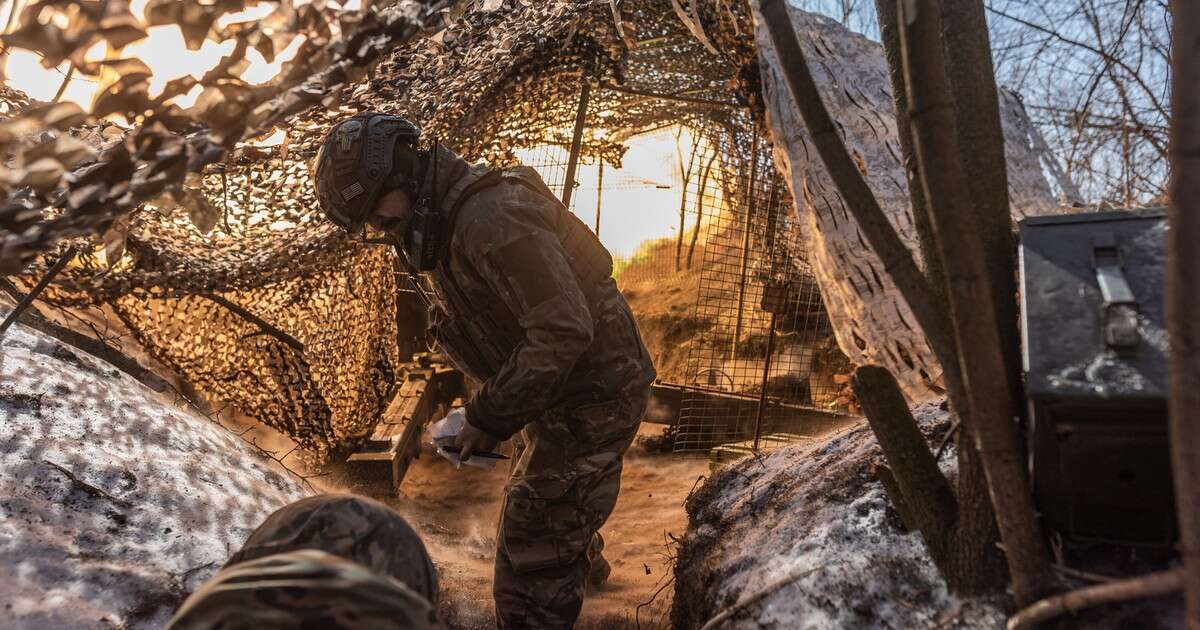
xmin=166 ymin=494 xmax=443 ymax=630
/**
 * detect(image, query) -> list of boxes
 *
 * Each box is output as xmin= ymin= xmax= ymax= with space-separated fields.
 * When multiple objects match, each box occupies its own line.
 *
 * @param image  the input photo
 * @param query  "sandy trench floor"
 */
xmin=374 ymin=423 xmax=710 ymax=630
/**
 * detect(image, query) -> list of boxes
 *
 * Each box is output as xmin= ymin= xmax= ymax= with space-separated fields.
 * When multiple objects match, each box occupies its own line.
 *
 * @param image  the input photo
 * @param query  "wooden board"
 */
xmin=348 ymin=358 xmax=463 ymax=494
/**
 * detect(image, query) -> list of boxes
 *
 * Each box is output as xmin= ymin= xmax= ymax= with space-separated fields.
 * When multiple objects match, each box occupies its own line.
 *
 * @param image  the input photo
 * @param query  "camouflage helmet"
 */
xmin=165 ymin=549 xmax=445 ymax=630
xmin=313 ymin=112 xmax=423 ymax=233
xmin=224 ymin=494 xmax=439 ymax=602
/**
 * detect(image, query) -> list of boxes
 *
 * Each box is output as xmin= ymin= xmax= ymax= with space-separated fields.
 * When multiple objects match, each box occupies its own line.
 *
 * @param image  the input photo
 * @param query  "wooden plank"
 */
xmin=347 ymin=359 xmax=464 ymax=494
xmin=647 ymin=380 xmax=848 ymax=426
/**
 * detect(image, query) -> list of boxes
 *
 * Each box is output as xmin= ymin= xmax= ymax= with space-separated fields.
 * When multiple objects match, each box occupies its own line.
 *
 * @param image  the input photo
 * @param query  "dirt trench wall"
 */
xmin=750 ymin=6 xmax=1074 ymax=401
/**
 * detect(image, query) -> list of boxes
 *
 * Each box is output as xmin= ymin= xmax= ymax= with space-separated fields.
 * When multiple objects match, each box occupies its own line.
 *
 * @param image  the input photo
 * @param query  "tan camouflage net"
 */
xmin=6 ymin=1 xmax=794 ymax=456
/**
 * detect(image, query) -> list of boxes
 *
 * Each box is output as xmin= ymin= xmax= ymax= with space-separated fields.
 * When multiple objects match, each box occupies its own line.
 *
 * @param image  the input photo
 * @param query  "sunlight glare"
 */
xmin=516 ymin=127 xmax=720 ymax=260
xmin=2 ymin=1 xmax=304 ymax=112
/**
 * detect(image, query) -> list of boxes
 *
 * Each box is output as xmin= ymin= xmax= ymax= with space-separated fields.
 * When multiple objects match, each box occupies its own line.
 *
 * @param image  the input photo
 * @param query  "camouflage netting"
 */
xmin=3 ymin=0 xmax=788 ymax=457
xmin=3 ymin=0 xmax=1068 ymax=455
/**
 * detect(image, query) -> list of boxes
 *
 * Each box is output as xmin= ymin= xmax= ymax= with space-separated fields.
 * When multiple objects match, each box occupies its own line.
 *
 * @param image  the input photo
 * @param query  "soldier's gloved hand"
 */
xmin=455 ymin=422 xmax=500 ymax=463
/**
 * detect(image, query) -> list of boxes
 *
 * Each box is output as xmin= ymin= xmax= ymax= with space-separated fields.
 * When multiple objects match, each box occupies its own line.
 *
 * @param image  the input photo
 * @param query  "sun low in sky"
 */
xmin=516 ymin=127 xmax=721 ymax=260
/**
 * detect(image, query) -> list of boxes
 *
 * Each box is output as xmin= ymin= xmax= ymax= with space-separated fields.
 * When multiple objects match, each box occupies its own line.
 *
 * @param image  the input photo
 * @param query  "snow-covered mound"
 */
xmin=0 ymin=322 xmax=310 ymax=629
xmin=672 ymin=405 xmax=1007 ymax=629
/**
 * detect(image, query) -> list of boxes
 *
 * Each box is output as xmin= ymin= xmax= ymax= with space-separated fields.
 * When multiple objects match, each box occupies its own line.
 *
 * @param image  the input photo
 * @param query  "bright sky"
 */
xmin=1 ymin=0 xmax=305 ymax=111
xmin=515 ymin=127 xmax=720 ymax=259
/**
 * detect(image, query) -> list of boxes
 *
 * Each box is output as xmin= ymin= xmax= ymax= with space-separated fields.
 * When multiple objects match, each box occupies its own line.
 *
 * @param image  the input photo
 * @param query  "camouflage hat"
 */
xmin=166 ymin=549 xmax=444 ymax=630
xmin=225 ymin=494 xmax=439 ymax=602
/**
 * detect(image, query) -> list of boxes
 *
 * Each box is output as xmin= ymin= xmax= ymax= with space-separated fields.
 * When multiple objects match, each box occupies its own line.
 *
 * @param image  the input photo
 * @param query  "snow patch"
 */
xmin=675 ymin=404 xmax=1006 ymax=629
xmin=0 ymin=322 xmax=310 ymax=629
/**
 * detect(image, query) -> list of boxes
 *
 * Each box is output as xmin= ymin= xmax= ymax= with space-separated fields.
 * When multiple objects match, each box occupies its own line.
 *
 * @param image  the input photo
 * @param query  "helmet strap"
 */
xmin=403 ymin=137 xmax=444 ymax=272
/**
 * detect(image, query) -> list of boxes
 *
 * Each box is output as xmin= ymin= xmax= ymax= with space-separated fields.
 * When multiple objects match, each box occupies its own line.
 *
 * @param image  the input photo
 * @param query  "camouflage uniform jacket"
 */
xmin=417 ymin=150 xmax=656 ymax=440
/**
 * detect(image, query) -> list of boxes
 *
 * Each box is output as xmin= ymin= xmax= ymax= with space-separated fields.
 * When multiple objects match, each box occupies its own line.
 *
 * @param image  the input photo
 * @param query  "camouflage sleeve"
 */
xmin=459 ymin=195 xmax=595 ymax=439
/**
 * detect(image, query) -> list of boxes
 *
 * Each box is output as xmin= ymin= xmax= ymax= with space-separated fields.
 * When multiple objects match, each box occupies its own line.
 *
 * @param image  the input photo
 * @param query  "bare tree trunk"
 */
xmin=1168 ymin=2 xmax=1200 ymax=626
xmin=897 ymin=0 xmax=1051 ymax=606
xmin=873 ymin=0 xmax=942 ymax=301
xmin=940 ymin=0 xmax=1023 ymax=413
xmin=687 ymin=149 xmax=718 ymax=269
xmin=764 ymin=0 xmax=1014 ymax=596
xmin=757 ymin=0 xmax=956 ymax=371
xmin=949 ymin=425 xmax=1009 ymax=592
xmin=918 ymin=0 xmax=1011 ymax=594
xmin=853 ymin=367 xmax=957 ymax=564
xmin=676 ymin=132 xmax=701 ymax=271
xmin=878 ymin=0 xmax=1005 ymax=594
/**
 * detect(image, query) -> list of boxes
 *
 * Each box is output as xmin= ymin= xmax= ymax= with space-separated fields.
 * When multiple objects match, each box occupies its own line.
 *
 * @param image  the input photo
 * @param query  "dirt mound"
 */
xmin=622 ymin=272 xmax=709 ymax=385
xmin=671 ymin=405 xmax=1004 ymax=629
xmin=672 ymin=404 xmax=1187 ymax=629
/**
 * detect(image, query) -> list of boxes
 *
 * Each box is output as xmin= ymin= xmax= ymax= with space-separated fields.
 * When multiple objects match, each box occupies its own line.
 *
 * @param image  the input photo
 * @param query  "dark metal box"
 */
xmin=1018 ymin=209 xmax=1173 ymax=545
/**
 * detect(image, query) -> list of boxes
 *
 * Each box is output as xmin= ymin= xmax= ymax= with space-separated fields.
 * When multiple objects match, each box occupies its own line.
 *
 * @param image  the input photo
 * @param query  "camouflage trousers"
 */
xmin=493 ymin=388 xmax=648 ymax=629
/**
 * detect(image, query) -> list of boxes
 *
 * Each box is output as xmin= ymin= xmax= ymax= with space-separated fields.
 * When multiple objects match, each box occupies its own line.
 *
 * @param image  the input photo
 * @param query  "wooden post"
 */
xmin=594 ymin=159 xmax=604 ymax=235
xmin=1168 ymin=1 xmax=1200 ymax=625
xmin=561 ymin=74 xmax=591 ymax=209
xmin=897 ymin=0 xmax=1050 ymax=605
xmin=751 ymin=310 xmax=777 ymax=451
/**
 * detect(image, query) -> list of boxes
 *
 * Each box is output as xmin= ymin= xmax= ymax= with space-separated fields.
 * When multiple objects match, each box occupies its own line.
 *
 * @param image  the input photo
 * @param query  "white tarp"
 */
xmin=751 ymin=6 xmax=1079 ymax=400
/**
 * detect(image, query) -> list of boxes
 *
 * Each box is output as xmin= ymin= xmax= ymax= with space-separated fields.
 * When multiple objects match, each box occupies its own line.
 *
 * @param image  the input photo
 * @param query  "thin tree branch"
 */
xmin=0 ymin=245 xmax=78 ymax=339
xmin=986 ymin=5 xmax=1170 ymax=124
xmin=50 ymin=62 xmax=74 ymax=103
xmin=698 ymin=566 xmax=824 ymax=630
xmin=1007 ymin=569 xmax=1183 ymax=630
xmin=201 ymin=293 xmax=304 ymax=354
xmin=43 ymin=459 xmax=135 ymax=510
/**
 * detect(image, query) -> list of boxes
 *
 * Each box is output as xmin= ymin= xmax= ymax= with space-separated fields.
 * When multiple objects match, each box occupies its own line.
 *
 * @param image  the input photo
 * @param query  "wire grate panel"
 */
xmin=508 ymin=114 xmax=854 ymax=457
xmin=674 ymin=118 xmax=854 ymax=454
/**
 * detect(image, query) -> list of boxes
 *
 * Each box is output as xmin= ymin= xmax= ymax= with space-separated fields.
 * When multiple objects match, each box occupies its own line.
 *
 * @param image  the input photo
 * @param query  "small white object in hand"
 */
xmin=428 ymin=407 xmax=498 ymax=470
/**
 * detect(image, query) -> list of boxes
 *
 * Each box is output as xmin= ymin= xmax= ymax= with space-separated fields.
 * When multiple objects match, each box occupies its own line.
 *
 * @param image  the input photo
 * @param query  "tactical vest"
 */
xmin=426 ymin=166 xmax=613 ymax=383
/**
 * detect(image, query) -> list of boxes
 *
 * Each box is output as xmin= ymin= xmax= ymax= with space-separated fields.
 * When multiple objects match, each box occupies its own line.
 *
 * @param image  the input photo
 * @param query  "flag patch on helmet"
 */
xmin=341 ymin=181 xmax=365 ymax=200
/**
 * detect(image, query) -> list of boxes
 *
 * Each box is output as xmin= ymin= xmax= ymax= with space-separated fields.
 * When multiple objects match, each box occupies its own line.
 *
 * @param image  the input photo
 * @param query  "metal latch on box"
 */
xmin=1092 ymin=233 xmax=1139 ymax=350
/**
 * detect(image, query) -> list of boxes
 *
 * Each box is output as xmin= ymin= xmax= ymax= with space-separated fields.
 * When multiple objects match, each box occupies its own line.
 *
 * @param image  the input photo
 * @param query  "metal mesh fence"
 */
xmin=516 ymin=115 xmax=854 ymax=456
xmin=611 ymin=127 xmax=715 ymax=288
xmin=514 ymin=143 xmax=574 ymax=208
xmin=673 ymin=120 xmax=854 ymax=454
xmin=4 ymin=0 xmax=870 ymax=462
xmin=515 ymin=126 xmax=713 ymax=289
